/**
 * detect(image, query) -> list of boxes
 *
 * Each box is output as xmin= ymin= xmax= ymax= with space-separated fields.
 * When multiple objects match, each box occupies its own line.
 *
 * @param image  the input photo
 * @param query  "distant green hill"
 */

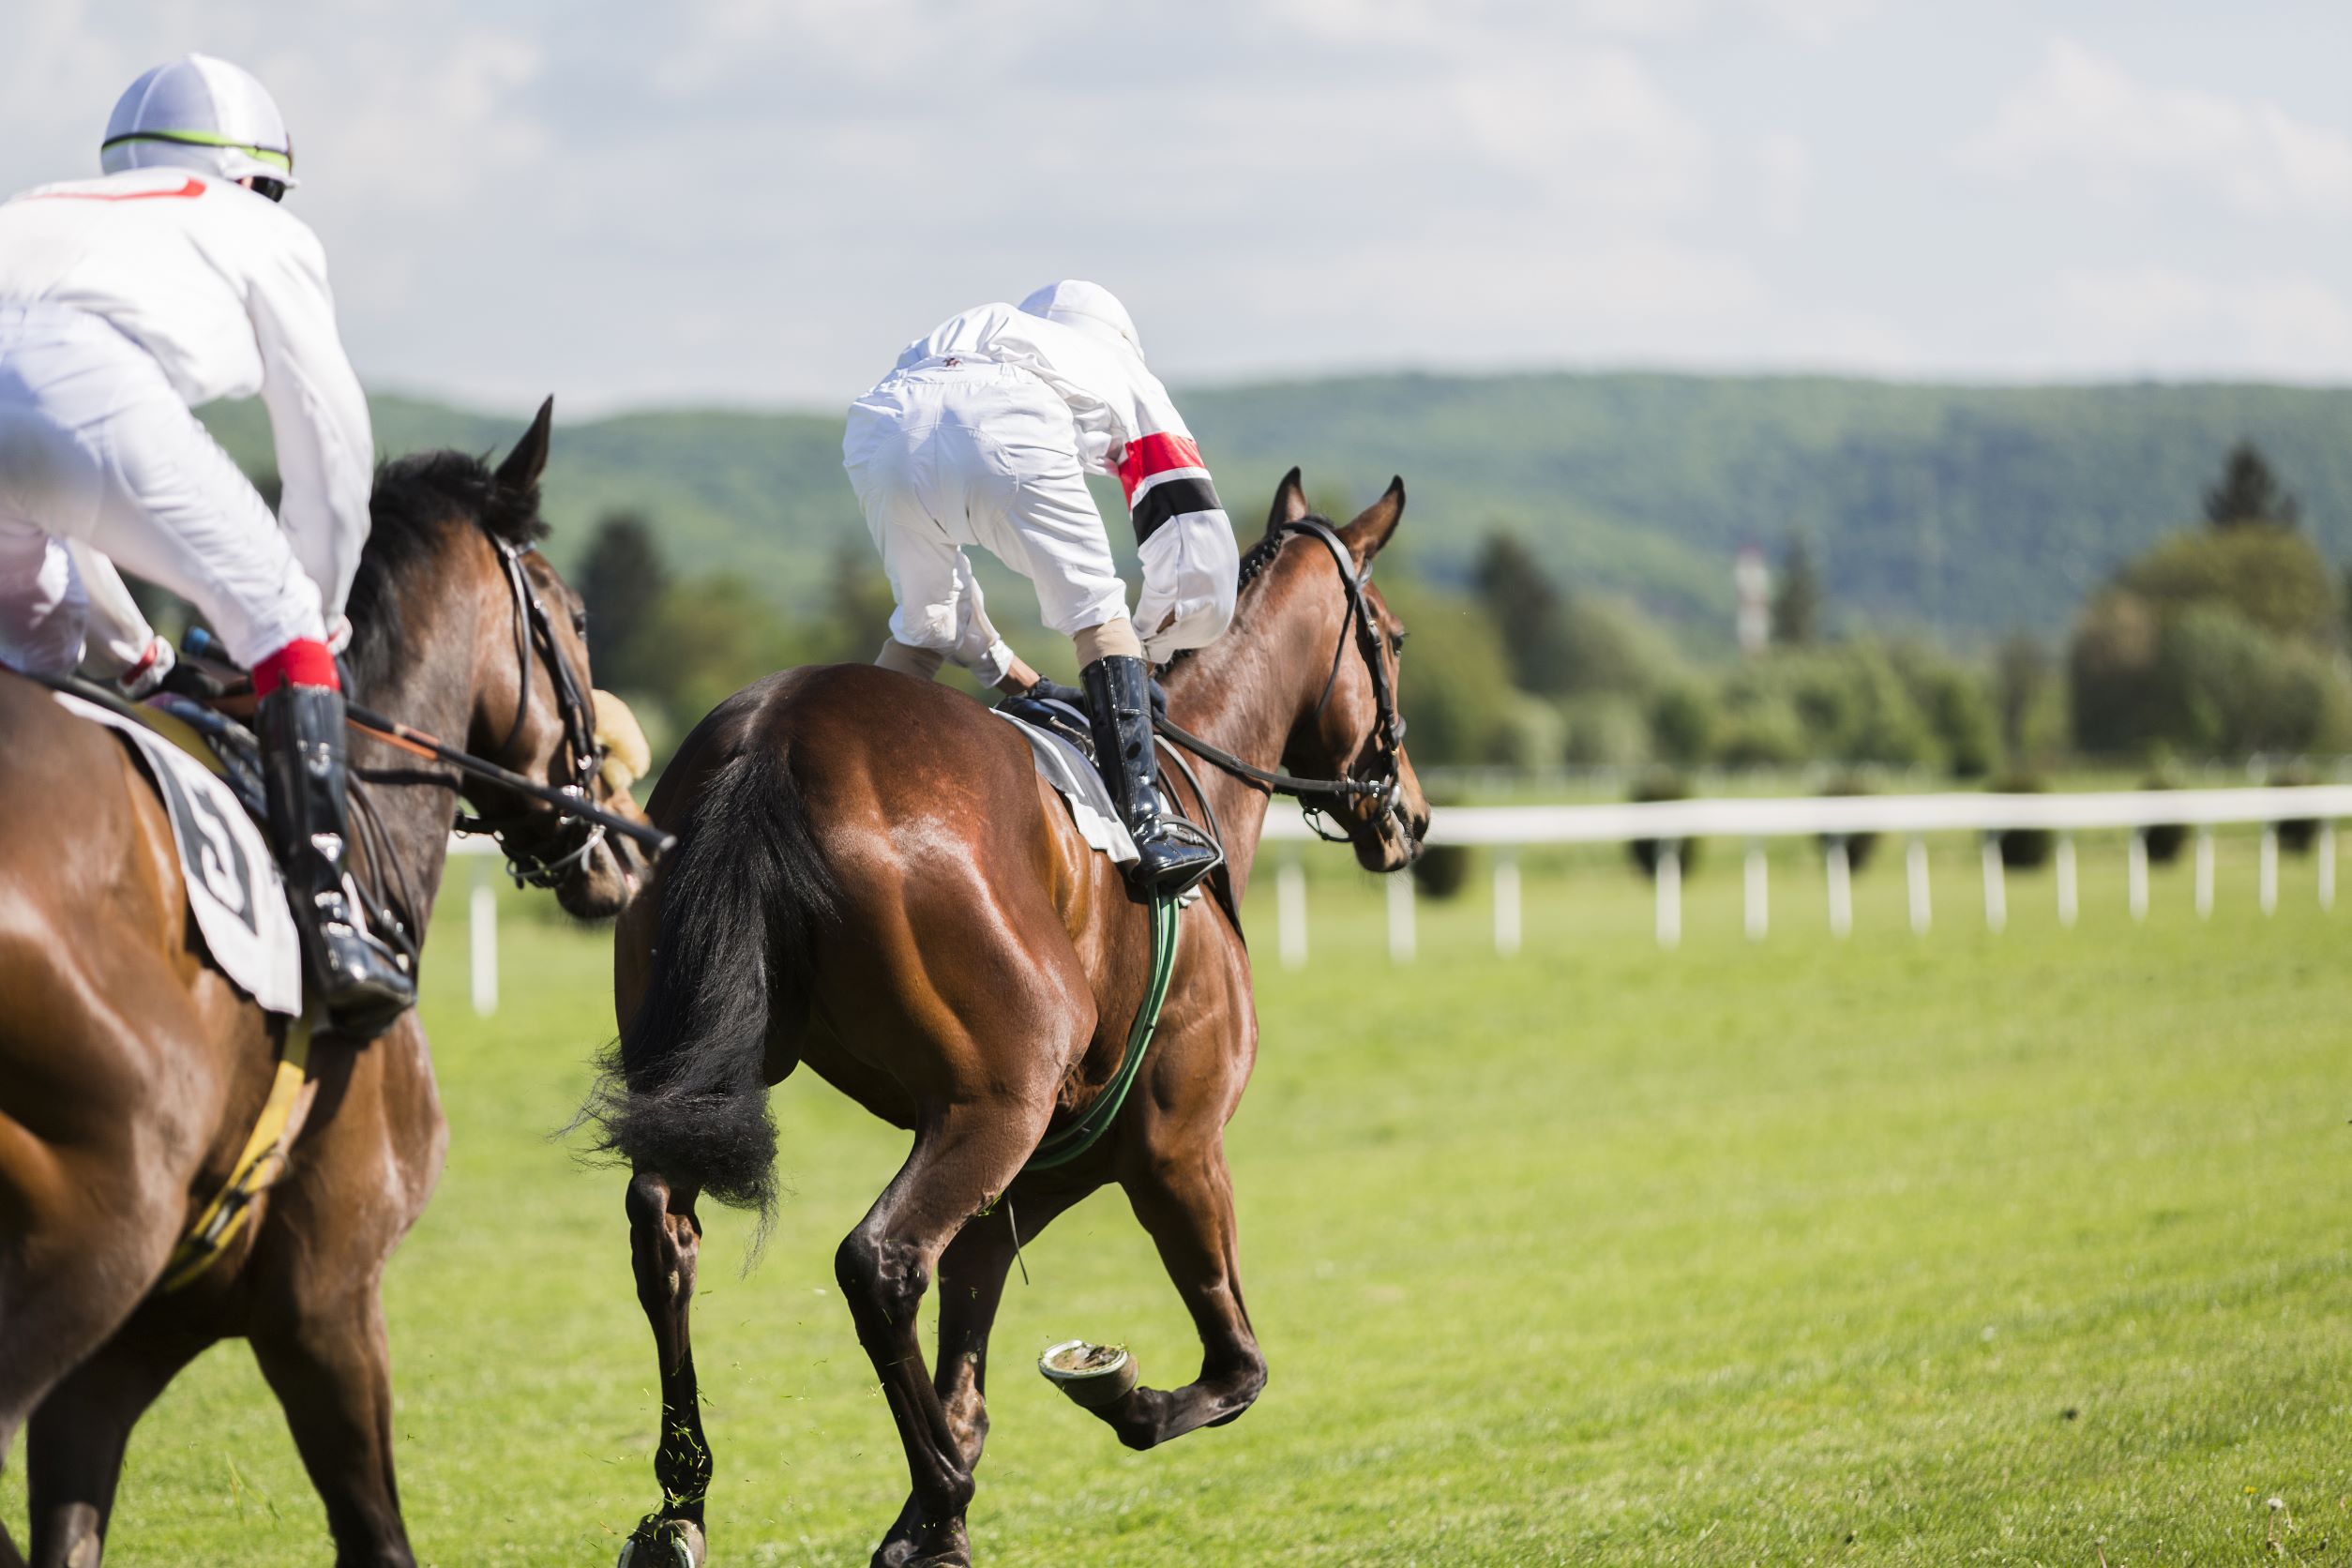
xmin=199 ymin=373 xmax=2352 ymax=647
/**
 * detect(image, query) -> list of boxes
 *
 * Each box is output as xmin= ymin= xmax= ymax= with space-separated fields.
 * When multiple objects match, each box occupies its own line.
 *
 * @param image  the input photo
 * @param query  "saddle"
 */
xmin=994 ymin=687 xmax=1096 ymax=761
xmin=992 ymin=676 xmax=1168 ymax=769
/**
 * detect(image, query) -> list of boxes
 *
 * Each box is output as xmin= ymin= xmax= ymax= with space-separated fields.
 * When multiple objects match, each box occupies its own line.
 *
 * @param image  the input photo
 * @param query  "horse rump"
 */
xmin=584 ymin=741 xmax=837 ymax=1217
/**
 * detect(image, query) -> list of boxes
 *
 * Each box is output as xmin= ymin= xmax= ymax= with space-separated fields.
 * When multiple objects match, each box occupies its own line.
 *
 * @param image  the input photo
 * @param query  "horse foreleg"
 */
xmin=248 ymin=1281 xmax=414 ymax=1568
xmin=838 ymin=1103 xmax=1049 ymax=1568
xmin=873 ymin=1185 xmax=1084 ymax=1567
xmin=1094 ymin=1144 xmax=1267 ymax=1452
xmin=619 ymin=1168 xmax=711 ymax=1568
xmin=0 ymin=1146 xmax=185 ymax=1568
xmin=25 ymin=1314 xmax=208 ymax=1568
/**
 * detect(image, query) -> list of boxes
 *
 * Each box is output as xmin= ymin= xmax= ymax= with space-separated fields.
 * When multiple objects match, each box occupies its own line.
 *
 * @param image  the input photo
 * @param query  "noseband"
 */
xmin=1154 ymin=520 xmax=1410 ymax=845
xmin=453 ymin=532 xmax=610 ymax=887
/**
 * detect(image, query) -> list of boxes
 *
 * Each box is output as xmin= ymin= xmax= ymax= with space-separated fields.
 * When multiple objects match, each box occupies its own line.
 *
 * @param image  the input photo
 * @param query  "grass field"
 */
xmin=8 ymin=833 xmax=2349 ymax=1565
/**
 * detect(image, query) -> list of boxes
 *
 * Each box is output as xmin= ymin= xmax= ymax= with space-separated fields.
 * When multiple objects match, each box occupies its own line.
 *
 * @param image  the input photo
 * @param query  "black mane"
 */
xmin=343 ymin=449 xmax=547 ymax=696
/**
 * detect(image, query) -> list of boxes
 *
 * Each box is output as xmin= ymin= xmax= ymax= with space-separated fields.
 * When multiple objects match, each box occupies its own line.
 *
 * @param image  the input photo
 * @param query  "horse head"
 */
xmin=1257 ymin=468 xmax=1432 ymax=872
xmin=344 ymin=398 xmax=652 ymax=919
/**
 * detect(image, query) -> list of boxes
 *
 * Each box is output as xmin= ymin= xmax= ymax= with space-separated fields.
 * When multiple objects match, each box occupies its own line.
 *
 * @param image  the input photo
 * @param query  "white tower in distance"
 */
xmin=1735 ymin=545 xmax=1771 ymax=657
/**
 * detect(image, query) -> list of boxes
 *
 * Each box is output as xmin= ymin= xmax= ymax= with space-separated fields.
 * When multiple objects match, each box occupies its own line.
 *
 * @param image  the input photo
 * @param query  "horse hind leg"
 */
xmin=837 ymin=1096 xmax=1053 ymax=1568
xmin=1086 ymin=1144 xmax=1267 ymax=1453
xmin=616 ymin=1168 xmax=712 ymax=1568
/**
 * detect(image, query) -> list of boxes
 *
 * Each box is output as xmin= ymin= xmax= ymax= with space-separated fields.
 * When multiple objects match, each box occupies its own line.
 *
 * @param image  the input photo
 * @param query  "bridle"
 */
xmin=451 ymin=532 xmax=611 ymax=888
xmin=1154 ymin=519 xmax=1412 ymax=846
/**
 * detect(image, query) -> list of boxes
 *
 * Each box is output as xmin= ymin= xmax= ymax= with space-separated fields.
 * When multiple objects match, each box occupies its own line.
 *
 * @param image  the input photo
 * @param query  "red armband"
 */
xmin=252 ymin=638 xmax=339 ymax=695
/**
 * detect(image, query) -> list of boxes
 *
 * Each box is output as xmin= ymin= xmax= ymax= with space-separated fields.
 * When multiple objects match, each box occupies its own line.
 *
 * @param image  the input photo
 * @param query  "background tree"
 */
xmin=1994 ymin=634 xmax=2054 ymax=764
xmin=1771 ymin=532 xmax=1823 ymax=647
xmin=578 ymin=512 xmax=669 ymax=692
xmin=804 ymin=539 xmax=903 ymax=667
xmin=1471 ymin=531 xmax=1576 ymax=695
xmin=2202 ymin=440 xmax=2300 ymax=530
xmin=2117 ymin=526 xmax=2339 ymax=642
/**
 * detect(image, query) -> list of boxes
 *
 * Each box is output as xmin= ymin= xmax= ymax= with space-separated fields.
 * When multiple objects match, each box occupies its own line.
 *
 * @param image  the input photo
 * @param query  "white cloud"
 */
xmin=2048 ymin=266 xmax=2352 ymax=379
xmin=274 ymin=30 xmax=550 ymax=212
xmin=1448 ymin=49 xmax=1712 ymax=213
xmin=1959 ymin=39 xmax=2352 ymax=219
xmin=1749 ymin=132 xmax=1811 ymax=233
xmin=9 ymin=4 xmax=2352 ymax=405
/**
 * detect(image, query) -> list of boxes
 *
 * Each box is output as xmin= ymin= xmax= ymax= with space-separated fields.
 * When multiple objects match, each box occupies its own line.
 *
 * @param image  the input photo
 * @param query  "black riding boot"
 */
xmin=1081 ymin=654 xmax=1219 ymax=899
xmin=258 ymin=684 xmax=416 ymax=1035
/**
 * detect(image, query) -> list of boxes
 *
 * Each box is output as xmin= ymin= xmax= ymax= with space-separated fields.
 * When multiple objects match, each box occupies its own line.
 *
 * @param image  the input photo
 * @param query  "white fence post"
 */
xmin=2056 ymin=833 xmax=2078 ymax=928
xmin=1824 ymin=837 xmax=1852 ymax=939
xmin=468 ymin=855 xmax=497 ymax=1018
xmin=1981 ymin=836 xmax=2007 ymax=933
xmin=2322 ymin=822 xmax=2337 ymax=912
xmin=1655 ymin=842 xmax=1682 ymax=950
xmin=1492 ymin=852 xmax=1521 ymax=957
xmin=2194 ymin=828 xmax=2215 ymax=920
xmin=2259 ymin=825 xmax=2279 ymax=915
xmin=1276 ymin=859 xmax=1308 ymax=970
xmin=1907 ymin=836 xmax=1931 ymax=935
xmin=2128 ymin=830 xmax=2149 ymax=923
xmin=1743 ymin=840 xmax=1769 ymax=942
xmin=1387 ymin=870 xmax=1416 ymax=963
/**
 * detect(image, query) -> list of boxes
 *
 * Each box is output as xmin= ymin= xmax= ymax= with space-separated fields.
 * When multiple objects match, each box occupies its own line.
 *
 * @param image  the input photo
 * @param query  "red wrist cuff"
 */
xmin=252 ymin=639 xmax=339 ymax=696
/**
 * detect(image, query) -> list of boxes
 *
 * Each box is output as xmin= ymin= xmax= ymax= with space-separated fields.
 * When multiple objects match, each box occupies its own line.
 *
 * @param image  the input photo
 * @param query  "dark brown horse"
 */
xmin=0 ymin=404 xmax=650 ymax=1568
xmin=596 ymin=472 xmax=1430 ymax=1567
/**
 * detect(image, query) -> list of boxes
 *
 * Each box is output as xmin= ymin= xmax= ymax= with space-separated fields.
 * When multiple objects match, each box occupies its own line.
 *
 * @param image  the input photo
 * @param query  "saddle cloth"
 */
xmin=55 ymin=691 xmax=303 ymax=1015
xmin=994 ymin=708 xmax=1138 ymax=866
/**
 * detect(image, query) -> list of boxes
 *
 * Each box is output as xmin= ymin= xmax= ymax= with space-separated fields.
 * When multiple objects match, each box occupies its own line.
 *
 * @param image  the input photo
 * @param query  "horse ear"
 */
xmin=1267 ymin=467 xmax=1310 ymax=534
xmin=496 ymin=397 xmax=554 ymax=494
xmin=1339 ymin=476 xmax=1406 ymax=564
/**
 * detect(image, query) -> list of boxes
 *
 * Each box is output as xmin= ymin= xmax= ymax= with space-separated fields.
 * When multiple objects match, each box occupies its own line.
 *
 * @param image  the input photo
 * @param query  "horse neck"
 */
xmin=343 ymin=546 xmax=490 ymax=932
xmin=1160 ymin=561 xmax=1337 ymax=906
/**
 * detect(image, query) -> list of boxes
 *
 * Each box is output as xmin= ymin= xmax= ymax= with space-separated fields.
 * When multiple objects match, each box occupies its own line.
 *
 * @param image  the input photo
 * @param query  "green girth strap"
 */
xmin=1024 ymin=893 xmax=1181 ymax=1172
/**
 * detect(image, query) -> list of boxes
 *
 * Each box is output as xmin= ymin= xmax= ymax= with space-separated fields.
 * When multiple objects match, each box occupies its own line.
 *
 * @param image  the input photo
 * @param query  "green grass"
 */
xmin=8 ymin=835 xmax=2350 ymax=1565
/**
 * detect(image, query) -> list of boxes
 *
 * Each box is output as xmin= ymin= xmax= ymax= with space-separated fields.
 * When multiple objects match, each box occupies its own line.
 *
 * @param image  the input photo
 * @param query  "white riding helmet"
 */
xmin=1018 ymin=280 xmax=1144 ymax=363
xmin=100 ymin=54 xmax=297 ymax=191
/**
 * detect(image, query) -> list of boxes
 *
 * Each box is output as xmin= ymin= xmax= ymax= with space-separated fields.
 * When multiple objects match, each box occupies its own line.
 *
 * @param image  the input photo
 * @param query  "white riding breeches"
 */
xmin=0 ymin=304 xmax=324 ymax=675
xmin=844 ymin=360 xmax=1131 ymax=678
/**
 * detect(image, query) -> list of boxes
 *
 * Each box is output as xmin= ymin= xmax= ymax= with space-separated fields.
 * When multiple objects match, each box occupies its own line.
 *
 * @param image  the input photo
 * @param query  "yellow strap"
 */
xmin=160 ymin=1016 xmax=314 ymax=1292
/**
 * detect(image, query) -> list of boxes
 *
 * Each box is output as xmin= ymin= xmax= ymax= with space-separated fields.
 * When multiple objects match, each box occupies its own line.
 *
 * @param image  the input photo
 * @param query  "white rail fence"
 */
xmin=1260 ymin=785 xmax=2352 ymax=967
xmin=451 ymin=785 xmax=2352 ymax=1012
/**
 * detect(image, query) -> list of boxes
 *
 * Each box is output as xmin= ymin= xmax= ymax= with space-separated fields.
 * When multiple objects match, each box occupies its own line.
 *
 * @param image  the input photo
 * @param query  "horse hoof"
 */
xmin=618 ymin=1514 xmax=704 ymax=1568
xmin=1039 ymin=1338 xmax=1138 ymax=1410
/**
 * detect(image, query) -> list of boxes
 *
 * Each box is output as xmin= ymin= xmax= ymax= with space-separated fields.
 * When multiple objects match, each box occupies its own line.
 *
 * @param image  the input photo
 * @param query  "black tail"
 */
xmin=584 ymin=741 xmax=837 ymax=1217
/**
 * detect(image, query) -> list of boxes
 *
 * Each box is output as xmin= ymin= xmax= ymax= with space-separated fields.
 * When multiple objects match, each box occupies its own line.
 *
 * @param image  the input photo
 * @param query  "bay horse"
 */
xmin=595 ymin=472 xmax=1430 ymax=1567
xmin=0 ymin=401 xmax=650 ymax=1568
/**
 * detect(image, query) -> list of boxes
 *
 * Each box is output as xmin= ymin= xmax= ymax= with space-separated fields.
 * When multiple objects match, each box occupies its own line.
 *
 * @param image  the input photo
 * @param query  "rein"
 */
xmin=448 ymin=535 xmax=656 ymax=886
xmin=1153 ymin=519 xmax=1410 ymax=845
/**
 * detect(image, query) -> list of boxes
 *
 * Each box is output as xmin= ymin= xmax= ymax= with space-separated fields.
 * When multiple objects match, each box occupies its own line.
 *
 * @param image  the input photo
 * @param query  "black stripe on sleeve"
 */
xmin=1130 ymin=475 xmax=1223 ymax=543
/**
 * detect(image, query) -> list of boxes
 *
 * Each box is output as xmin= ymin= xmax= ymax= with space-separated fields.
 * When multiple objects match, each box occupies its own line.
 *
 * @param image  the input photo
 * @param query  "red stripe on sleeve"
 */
xmin=26 ymin=176 xmax=207 ymax=204
xmin=1116 ymin=432 xmax=1206 ymax=501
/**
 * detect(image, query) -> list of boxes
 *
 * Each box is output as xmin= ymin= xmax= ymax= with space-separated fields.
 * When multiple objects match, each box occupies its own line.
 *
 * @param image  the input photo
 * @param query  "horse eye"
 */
xmin=1389 ymin=629 xmax=1410 ymax=654
xmin=571 ymin=607 xmax=590 ymax=637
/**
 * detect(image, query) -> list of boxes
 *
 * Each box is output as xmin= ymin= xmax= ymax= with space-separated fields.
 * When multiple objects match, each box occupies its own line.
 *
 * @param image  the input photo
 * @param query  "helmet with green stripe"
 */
xmin=100 ymin=54 xmax=296 ymax=194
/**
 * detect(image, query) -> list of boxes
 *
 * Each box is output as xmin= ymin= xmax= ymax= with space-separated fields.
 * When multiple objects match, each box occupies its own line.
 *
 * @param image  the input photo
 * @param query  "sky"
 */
xmin=9 ymin=0 xmax=2352 ymax=414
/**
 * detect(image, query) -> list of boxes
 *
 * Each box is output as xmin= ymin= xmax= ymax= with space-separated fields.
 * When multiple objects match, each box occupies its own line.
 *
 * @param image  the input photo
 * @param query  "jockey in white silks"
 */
xmin=0 ymin=53 xmax=412 ymax=1031
xmin=843 ymin=281 xmax=1239 ymax=897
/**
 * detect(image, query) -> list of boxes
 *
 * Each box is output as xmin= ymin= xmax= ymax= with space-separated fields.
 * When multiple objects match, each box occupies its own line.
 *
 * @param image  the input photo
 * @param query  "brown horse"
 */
xmin=595 ymin=471 xmax=1430 ymax=1567
xmin=0 ymin=403 xmax=649 ymax=1568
